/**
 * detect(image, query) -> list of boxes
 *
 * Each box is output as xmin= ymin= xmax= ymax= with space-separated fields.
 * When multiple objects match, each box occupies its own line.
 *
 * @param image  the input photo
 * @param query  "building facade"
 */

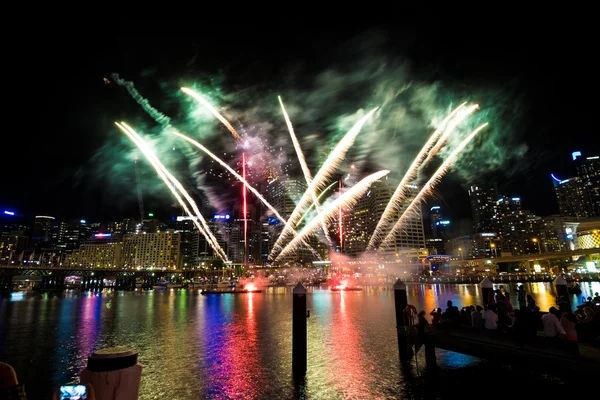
xmin=468 ymin=184 xmax=498 ymax=233
xmin=120 ymin=231 xmax=181 ymax=269
xmin=64 ymin=242 xmax=121 ymax=268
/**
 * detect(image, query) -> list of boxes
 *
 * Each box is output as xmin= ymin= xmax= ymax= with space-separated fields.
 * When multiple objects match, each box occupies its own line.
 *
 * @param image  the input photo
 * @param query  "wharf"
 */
xmin=400 ymin=326 xmax=600 ymax=376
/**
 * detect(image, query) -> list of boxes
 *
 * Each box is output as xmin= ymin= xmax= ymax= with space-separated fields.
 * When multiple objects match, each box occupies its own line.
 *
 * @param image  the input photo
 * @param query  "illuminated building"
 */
xmin=494 ymin=196 xmax=538 ymax=255
xmin=552 ymin=152 xmax=600 ymax=219
xmin=430 ymin=206 xmax=442 ymax=236
xmin=575 ymin=154 xmax=600 ymax=217
xmin=574 ymin=218 xmax=600 ymax=250
xmin=0 ymin=231 xmax=29 ymax=264
xmin=173 ymin=216 xmax=200 ymax=268
xmin=64 ymin=238 xmax=121 ymax=269
xmin=120 ymin=231 xmax=181 ymax=269
xmin=31 ymin=215 xmax=55 ymax=244
xmin=552 ymin=175 xmax=588 ymax=219
xmin=468 ymin=184 xmax=499 ymax=233
xmin=535 ymin=215 xmax=574 ymax=252
xmin=344 ymin=179 xmax=425 ymax=257
xmin=266 ymin=177 xmax=315 ymax=264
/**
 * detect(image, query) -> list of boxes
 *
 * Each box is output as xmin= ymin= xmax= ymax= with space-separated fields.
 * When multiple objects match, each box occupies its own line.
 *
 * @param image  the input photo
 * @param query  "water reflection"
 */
xmin=0 ymin=282 xmax=597 ymax=399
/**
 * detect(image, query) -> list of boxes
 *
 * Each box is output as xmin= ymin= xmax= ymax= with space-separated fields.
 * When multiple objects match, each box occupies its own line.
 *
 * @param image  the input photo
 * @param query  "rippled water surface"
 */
xmin=1 ymin=281 xmax=598 ymax=399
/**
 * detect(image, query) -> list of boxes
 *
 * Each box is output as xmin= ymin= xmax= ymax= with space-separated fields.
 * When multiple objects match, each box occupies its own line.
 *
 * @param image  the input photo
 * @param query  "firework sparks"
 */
xmin=269 ymin=107 xmax=378 ymax=261
xmin=378 ymin=123 xmax=489 ymax=251
xmin=296 ymin=181 xmax=338 ymax=225
xmin=181 ymin=87 xmax=242 ymax=141
xmin=115 ymin=122 xmax=228 ymax=261
xmin=110 ymin=73 xmax=172 ymax=127
xmin=276 ymin=170 xmax=390 ymax=262
xmin=420 ymin=104 xmax=480 ymax=168
xmin=170 ymin=130 xmax=288 ymax=225
xmin=367 ymin=102 xmax=470 ymax=251
xmin=278 ymin=96 xmax=333 ymax=245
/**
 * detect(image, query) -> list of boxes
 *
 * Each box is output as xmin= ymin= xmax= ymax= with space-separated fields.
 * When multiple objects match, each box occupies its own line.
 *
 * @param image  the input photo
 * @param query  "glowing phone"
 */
xmin=59 ymin=385 xmax=87 ymax=399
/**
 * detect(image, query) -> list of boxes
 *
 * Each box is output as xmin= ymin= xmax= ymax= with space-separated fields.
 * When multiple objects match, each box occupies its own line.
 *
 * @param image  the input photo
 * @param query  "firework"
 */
xmin=170 ymin=130 xmax=288 ymax=225
xmin=115 ymin=122 xmax=228 ymax=261
xmin=269 ymin=107 xmax=378 ymax=260
xmin=278 ymin=96 xmax=333 ymax=245
xmin=110 ymin=73 xmax=171 ymax=127
xmin=420 ymin=104 xmax=480 ymax=168
xmin=276 ymin=170 xmax=390 ymax=262
xmin=296 ymin=181 xmax=338 ymax=225
xmin=181 ymin=87 xmax=242 ymax=141
xmin=378 ymin=123 xmax=489 ymax=251
xmin=366 ymin=102 xmax=470 ymax=251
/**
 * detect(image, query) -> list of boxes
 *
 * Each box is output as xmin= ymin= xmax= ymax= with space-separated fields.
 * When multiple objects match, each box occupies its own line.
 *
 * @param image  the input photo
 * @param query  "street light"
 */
xmin=532 ymin=238 xmax=541 ymax=254
xmin=490 ymin=243 xmax=497 ymax=258
xmin=458 ymin=247 xmax=464 ymax=260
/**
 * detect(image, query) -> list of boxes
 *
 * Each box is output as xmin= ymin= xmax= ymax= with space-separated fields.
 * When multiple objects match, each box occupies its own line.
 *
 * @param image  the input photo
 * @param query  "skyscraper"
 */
xmin=430 ymin=206 xmax=442 ymax=236
xmin=31 ymin=215 xmax=55 ymax=244
xmin=468 ymin=184 xmax=498 ymax=233
xmin=344 ymin=178 xmax=425 ymax=257
xmin=552 ymin=176 xmax=588 ymax=219
xmin=552 ymin=152 xmax=600 ymax=219
xmin=575 ymin=154 xmax=600 ymax=217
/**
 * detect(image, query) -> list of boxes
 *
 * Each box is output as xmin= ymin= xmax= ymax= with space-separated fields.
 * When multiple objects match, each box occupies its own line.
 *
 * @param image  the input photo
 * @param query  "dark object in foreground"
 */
xmin=293 ymin=283 xmax=307 ymax=378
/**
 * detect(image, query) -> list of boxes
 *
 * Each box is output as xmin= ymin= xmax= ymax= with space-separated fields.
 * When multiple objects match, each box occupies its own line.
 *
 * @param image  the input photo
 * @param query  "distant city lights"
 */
xmin=430 ymin=206 xmax=441 ymax=211
xmin=80 ymin=219 xmax=86 ymax=224
xmin=148 ymin=213 xmax=154 ymax=217
xmin=94 ymin=233 xmax=112 ymax=238
xmin=3 ymin=210 xmax=15 ymax=216
xmin=511 ymin=197 xmax=520 ymax=201
xmin=572 ymin=151 xmax=582 ymax=160
xmin=436 ymin=220 xmax=451 ymax=226
xmin=213 ymin=214 xmax=230 ymax=220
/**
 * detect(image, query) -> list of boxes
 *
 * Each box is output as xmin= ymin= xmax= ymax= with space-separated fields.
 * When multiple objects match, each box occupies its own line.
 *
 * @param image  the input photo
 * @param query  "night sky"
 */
xmin=3 ymin=20 xmax=598 ymax=224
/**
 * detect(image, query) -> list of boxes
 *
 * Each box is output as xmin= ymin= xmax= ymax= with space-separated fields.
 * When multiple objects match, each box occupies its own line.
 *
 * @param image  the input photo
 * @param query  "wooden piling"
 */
xmin=292 ymin=283 xmax=307 ymax=377
xmin=393 ymin=279 xmax=411 ymax=363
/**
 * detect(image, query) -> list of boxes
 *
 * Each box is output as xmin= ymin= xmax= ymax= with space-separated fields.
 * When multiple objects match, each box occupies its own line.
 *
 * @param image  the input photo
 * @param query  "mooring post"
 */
xmin=80 ymin=347 xmax=143 ymax=400
xmin=292 ymin=283 xmax=307 ymax=378
xmin=481 ymin=277 xmax=494 ymax=308
xmin=554 ymin=275 xmax=570 ymax=306
xmin=393 ymin=279 xmax=411 ymax=363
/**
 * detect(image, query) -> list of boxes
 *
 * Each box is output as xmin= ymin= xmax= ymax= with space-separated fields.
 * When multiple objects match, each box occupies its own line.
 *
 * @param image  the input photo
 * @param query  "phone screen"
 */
xmin=59 ymin=385 xmax=87 ymax=399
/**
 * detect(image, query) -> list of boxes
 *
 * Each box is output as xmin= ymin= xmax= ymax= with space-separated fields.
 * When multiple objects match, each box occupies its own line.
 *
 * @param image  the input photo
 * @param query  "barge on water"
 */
xmin=201 ymin=288 xmax=262 ymax=295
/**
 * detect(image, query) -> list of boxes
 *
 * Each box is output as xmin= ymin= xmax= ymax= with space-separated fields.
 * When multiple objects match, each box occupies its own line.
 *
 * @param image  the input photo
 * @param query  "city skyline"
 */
xmin=5 ymin=24 xmax=599 ymax=222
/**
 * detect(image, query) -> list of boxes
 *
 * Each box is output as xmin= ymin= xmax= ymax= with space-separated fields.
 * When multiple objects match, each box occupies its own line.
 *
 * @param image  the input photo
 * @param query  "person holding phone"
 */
xmin=52 ymin=383 xmax=95 ymax=400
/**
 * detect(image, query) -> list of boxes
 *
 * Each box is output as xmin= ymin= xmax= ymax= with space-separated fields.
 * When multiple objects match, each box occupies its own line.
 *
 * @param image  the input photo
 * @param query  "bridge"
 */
xmin=448 ymin=247 xmax=600 ymax=269
xmin=0 ymin=265 xmax=214 ymax=292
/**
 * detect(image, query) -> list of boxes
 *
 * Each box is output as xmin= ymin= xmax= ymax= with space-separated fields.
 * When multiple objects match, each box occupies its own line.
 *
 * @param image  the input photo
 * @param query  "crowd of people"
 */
xmin=411 ymin=286 xmax=600 ymax=354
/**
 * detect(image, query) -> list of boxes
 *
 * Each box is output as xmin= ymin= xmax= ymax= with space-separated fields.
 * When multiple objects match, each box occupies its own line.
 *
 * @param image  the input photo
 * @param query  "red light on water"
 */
xmin=245 ymin=283 xmax=257 ymax=292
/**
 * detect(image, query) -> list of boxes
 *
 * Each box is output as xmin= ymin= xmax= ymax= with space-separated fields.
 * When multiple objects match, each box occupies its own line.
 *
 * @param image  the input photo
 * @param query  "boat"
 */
xmin=135 ymin=279 xmax=144 ymax=288
xmin=201 ymin=288 xmax=263 ymax=295
xmin=217 ymin=279 xmax=234 ymax=289
xmin=330 ymin=286 xmax=362 ymax=292
xmin=167 ymin=282 xmax=183 ymax=289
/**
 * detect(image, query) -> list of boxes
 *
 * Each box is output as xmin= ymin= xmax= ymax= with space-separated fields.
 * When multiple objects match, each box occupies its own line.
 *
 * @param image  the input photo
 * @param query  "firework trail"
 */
xmin=269 ymin=107 xmax=378 ymax=261
xmin=378 ymin=123 xmax=489 ymax=251
xmin=181 ymin=87 xmax=242 ymax=141
xmin=170 ymin=130 xmax=288 ymax=225
xmin=116 ymin=122 xmax=228 ymax=261
xmin=297 ymin=181 xmax=338 ymax=225
xmin=276 ymin=170 xmax=390 ymax=262
xmin=278 ymin=96 xmax=333 ymax=246
xmin=366 ymin=102 xmax=469 ymax=251
xmin=420 ymin=104 xmax=480 ymax=168
xmin=110 ymin=73 xmax=172 ymax=127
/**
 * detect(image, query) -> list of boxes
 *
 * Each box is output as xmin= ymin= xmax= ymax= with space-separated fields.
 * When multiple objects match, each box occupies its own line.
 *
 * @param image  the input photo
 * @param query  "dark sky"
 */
xmin=3 ymin=19 xmax=599 ymax=224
